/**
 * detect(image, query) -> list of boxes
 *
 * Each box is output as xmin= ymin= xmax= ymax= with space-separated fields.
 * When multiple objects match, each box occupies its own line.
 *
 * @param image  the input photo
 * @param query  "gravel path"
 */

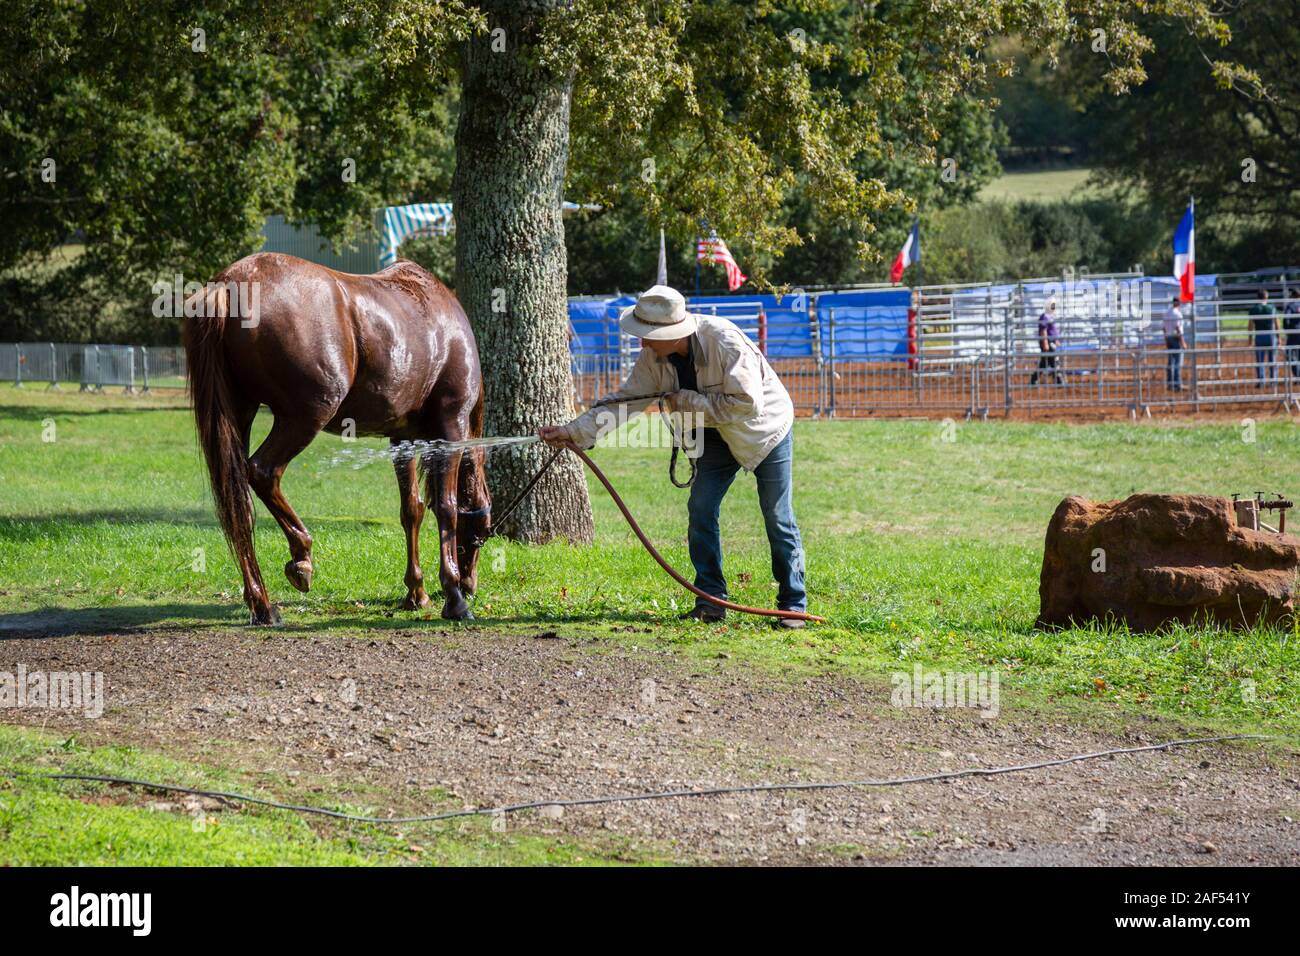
xmin=3 ymin=627 xmax=1299 ymax=865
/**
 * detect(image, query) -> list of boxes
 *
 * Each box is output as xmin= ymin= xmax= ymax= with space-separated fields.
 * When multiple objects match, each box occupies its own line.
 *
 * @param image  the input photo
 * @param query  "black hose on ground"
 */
xmin=7 ymin=734 xmax=1291 ymax=825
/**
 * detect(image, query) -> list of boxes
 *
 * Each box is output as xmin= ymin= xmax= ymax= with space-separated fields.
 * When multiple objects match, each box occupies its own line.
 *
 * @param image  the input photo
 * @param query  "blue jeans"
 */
xmin=687 ymin=427 xmax=806 ymax=612
xmin=1254 ymin=338 xmax=1275 ymax=383
xmin=1164 ymin=336 xmax=1182 ymax=388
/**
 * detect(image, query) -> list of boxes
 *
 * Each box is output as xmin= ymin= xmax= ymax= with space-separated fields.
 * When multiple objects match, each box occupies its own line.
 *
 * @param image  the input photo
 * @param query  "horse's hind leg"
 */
xmin=426 ymin=445 xmax=471 ymax=620
xmin=456 ymin=446 xmax=490 ymax=596
xmin=393 ymin=447 xmax=432 ymax=610
xmin=233 ymin=403 xmax=281 ymax=626
xmin=248 ymin=415 xmax=322 ymax=593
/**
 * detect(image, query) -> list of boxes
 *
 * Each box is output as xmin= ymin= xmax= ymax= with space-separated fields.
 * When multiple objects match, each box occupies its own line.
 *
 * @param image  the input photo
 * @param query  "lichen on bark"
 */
xmin=453 ymin=0 xmax=594 ymax=544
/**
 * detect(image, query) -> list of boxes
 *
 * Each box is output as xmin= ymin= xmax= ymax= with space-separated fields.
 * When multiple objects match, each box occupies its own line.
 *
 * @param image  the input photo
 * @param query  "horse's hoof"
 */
xmin=285 ymin=560 xmax=313 ymax=593
xmin=250 ymin=604 xmax=283 ymax=627
xmin=399 ymin=591 xmax=433 ymax=611
xmin=441 ymin=598 xmax=473 ymax=621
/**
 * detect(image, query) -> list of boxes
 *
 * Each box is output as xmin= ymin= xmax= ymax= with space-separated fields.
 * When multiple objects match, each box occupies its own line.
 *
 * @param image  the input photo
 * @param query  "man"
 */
xmin=539 ymin=285 xmax=807 ymax=627
xmin=1248 ymin=288 xmax=1277 ymax=388
xmin=1029 ymin=298 xmax=1062 ymax=385
xmin=1283 ymin=287 xmax=1300 ymax=383
xmin=1162 ymin=295 xmax=1187 ymax=392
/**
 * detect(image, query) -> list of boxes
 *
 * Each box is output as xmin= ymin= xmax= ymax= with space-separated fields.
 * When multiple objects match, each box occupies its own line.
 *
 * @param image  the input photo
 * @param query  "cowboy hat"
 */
xmin=619 ymin=285 xmax=699 ymax=340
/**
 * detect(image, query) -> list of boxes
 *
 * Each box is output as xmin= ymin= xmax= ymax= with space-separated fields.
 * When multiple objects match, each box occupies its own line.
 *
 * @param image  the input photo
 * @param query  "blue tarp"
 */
xmin=813 ymin=289 xmax=911 ymax=359
xmin=568 ymin=275 xmax=1227 ymax=361
xmin=568 ymin=293 xmax=816 ymax=357
xmin=567 ymin=298 xmax=622 ymax=356
xmin=687 ymin=294 xmax=812 ymax=358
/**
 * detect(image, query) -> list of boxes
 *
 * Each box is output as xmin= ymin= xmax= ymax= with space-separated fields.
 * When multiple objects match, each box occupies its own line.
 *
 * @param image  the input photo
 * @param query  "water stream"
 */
xmin=323 ymin=434 xmax=541 ymax=470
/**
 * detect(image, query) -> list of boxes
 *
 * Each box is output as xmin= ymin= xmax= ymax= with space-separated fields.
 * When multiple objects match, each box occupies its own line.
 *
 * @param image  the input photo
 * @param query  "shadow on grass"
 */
xmin=0 ymin=508 xmax=216 ymax=535
xmin=0 ymin=400 xmax=190 ymax=422
xmin=0 ymin=511 xmax=390 ymax=544
xmin=0 ymin=596 xmax=666 ymax=639
xmin=0 ymin=603 xmax=240 ymax=639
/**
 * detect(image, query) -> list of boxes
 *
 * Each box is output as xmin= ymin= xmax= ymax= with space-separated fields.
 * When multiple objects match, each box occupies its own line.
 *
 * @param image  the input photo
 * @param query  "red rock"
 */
xmin=1037 ymin=494 xmax=1300 ymax=631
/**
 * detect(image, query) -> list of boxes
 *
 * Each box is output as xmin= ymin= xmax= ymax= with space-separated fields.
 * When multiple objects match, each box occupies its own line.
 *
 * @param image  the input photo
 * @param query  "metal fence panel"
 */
xmin=567 ymin=268 xmax=1300 ymax=418
xmin=2 ymin=343 xmax=187 ymax=391
xmin=10 ymin=272 xmax=1300 ymax=417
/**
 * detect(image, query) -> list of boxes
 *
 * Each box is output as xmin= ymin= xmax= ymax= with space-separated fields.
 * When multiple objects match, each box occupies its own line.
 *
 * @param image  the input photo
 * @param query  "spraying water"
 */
xmin=323 ymin=434 xmax=541 ymax=471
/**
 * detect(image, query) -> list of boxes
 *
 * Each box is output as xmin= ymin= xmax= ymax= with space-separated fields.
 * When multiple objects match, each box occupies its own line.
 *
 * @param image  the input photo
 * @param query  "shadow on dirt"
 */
xmin=284 ymin=612 xmax=663 ymax=632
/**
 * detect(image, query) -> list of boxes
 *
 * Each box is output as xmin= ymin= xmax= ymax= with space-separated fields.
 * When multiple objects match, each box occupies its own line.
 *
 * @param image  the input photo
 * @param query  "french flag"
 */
xmin=890 ymin=219 xmax=920 ymax=285
xmin=1172 ymin=201 xmax=1195 ymax=303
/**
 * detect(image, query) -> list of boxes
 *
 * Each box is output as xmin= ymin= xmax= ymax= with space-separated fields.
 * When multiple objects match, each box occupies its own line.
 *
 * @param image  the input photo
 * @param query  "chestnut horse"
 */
xmin=183 ymin=252 xmax=489 ymax=624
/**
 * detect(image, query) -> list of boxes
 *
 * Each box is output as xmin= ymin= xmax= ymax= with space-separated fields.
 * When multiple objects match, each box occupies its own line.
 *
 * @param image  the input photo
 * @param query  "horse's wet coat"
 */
xmin=183 ymin=252 xmax=489 ymax=624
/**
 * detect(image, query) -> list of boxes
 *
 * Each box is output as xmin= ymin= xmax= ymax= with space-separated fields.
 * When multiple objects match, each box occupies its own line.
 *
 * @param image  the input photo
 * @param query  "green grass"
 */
xmin=0 ymin=724 xmax=665 ymax=866
xmin=979 ymin=167 xmax=1100 ymax=202
xmin=1 ymin=382 xmax=1298 ymax=736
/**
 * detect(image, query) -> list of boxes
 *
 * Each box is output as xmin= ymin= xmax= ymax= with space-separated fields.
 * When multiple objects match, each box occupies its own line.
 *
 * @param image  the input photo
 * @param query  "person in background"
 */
xmin=1283 ymin=287 xmax=1300 ymax=383
xmin=1248 ymin=288 xmax=1277 ymax=388
xmin=1030 ymin=297 xmax=1063 ymax=385
xmin=1163 ymin=295 xmax=1187 ymax=392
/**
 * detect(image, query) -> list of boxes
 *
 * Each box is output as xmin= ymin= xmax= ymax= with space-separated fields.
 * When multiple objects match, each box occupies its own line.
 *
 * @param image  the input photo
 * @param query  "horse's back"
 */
xmin=211 ymin=253 xmax=478 ymax=436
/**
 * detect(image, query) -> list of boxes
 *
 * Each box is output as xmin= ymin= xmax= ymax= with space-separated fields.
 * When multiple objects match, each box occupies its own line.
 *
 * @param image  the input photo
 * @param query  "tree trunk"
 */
xmin=452 ymin=1 xmax=594 ymax=544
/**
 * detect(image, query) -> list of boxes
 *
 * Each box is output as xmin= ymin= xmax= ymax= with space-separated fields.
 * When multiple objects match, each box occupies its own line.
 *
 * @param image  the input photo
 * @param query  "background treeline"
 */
xmin=2 ymin=2 xmax=1294 ymax=344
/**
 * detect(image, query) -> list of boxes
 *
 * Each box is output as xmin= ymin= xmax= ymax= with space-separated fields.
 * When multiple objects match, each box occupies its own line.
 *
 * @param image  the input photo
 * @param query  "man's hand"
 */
xmin=538 ymin=424 xmax=579 ymax=450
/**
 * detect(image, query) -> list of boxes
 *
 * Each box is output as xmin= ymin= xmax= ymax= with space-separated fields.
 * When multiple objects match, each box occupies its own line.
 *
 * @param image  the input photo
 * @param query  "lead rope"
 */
xmin=591 ymin=390 xmax=696 ymax=488
xmin=659 ymin=406 xmax=698 ymax=489
xmin=485 ymin=445 xmax=562 ymax=537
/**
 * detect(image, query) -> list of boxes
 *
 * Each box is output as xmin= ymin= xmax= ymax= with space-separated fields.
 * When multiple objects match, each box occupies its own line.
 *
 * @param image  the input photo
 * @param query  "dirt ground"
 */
xmin=4 ymin=626 xmax=1299 ymax=865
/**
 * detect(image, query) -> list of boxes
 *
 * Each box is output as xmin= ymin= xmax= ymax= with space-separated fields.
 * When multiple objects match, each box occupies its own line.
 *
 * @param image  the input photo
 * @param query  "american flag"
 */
xmin=696 ymin=231 xmax=747 ymax=291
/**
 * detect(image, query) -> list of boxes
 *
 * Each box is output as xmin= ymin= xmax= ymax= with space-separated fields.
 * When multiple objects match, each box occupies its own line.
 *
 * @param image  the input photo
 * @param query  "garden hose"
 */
xmin=486 ymin=435 xmax=824 ymax=623
xmin=571 ymin=446 xmax=825 ymax=623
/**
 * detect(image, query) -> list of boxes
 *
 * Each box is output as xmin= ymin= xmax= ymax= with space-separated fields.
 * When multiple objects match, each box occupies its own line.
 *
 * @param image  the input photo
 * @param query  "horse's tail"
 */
xmin=182 ymin=283 xmax=256 ymax=567
xmin=469 ymin=389 xmax=485 ymax=440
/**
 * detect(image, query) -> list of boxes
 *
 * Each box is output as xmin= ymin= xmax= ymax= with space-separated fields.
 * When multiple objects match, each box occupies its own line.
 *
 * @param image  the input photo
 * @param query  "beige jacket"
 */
xmin=566 ymin=316 xmax=794 ymax=471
